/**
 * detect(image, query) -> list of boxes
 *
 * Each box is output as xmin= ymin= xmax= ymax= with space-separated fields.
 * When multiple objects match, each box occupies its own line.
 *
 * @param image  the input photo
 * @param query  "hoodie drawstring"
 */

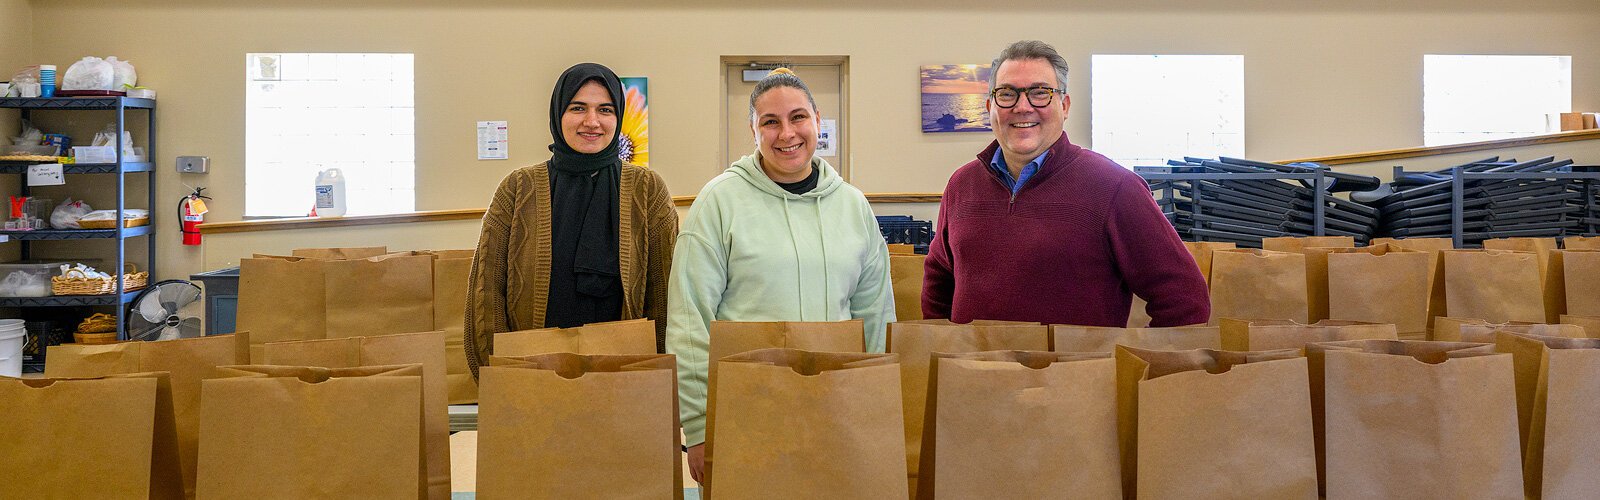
xmin=815 ymin=199 xmax=830 ymax=320
xmin=780 ymin=196 xmax=807 ymax=318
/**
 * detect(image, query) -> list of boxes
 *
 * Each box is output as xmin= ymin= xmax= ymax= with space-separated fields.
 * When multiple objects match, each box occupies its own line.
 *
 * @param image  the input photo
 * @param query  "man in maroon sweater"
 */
xmin=922 ymin=40 xmax=1210 ymax=327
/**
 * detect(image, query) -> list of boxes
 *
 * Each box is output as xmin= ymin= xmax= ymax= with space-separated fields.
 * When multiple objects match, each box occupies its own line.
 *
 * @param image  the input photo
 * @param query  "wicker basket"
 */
xmin=52 ymin=265 xmax=149 ymax=296
xmin=78 ymin=216 xmax=150 ymax=229
xmin=73 ymin=332 xmax=119 ymax=345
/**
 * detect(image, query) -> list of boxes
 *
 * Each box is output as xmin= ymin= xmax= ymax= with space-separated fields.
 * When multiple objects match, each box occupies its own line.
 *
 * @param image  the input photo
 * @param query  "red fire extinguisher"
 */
xmin=180 ymin=187 xmax=210 ymax=246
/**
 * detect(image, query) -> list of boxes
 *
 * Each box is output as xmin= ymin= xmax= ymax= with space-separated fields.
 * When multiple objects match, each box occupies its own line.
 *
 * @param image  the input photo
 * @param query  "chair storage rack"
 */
xmin=1386 ymin=161 xmax=1600 ymax=248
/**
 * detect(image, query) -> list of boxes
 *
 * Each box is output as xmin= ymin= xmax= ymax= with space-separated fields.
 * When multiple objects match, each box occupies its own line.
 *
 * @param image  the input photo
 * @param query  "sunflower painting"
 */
xmin=619 ymin=77 xmax=650 ymax=167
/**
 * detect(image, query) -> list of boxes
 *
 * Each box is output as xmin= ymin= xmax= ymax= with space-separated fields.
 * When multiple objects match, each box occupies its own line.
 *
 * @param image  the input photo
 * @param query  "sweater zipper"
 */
xmin=989 ymin=172 xmax=1017 ymax=212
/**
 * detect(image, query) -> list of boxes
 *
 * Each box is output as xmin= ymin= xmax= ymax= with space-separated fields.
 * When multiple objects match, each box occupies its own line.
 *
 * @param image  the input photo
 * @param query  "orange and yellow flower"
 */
xmin=618 ymin=84 xmax=649 ymax=167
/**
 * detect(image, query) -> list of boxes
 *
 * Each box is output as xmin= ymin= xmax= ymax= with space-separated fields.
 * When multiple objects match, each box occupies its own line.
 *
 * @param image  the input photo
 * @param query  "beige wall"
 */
xmin=1 ymin=0 xmax=30 ymax=140
xmin=17 ymin=0 xmax=1600 ymax=279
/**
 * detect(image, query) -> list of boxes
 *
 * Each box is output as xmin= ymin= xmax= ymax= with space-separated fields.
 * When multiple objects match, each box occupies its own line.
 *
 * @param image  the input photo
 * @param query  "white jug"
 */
xmin=314 ymin=168 xmax=347 ymax=217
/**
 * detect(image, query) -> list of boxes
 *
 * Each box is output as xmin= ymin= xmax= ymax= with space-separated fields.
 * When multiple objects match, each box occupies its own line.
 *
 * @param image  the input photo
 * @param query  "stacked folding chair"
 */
xmin=876 ymin=215 xmax=935 ymax=255
xmin=1373 ymin=156 xmax=1599 ymax=246
xmin=1140 ymin=157 xmax=1382 ymax=248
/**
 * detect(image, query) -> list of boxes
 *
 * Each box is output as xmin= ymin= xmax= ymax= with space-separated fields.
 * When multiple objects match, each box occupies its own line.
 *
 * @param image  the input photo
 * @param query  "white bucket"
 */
xmin=0 ymin=319 xmax=25 ymax=378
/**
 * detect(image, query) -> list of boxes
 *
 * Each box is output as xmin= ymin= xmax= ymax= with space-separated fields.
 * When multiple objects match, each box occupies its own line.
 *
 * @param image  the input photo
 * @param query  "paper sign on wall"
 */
xmin=26 ymin=164 xmax=64 ymax=186
xmin=817 ymin=119 xmax=838 ymax=157
xmin=477 ymin=121 xmax=509 ymax=160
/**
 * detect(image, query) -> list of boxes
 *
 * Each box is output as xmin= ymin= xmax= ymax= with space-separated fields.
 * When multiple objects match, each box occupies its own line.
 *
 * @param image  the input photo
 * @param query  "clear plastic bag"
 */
xmin=8 ymin=67 xmax=38 ymax=97
xmin=50 ymin=198 xmax=92 ymax=229
xmin=11 ymin=120 xmax=42 ymax=146
xmin=0 ymin=270 xmax=50 ymax=298
xmin=62 ymin=56 xmax=114 ymax=91
xmin=106 ymin=56 xmax=137 ymax=89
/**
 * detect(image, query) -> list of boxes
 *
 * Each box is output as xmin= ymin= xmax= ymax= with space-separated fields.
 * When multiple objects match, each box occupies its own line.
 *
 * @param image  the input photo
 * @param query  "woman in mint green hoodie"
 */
xmin=667 ymin=68 xmax=895 ymax=482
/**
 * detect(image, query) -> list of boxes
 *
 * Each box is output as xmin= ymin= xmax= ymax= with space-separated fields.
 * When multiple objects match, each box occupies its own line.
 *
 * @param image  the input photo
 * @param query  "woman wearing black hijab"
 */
xmin=464 ymin=63 xmax=678 ymax=379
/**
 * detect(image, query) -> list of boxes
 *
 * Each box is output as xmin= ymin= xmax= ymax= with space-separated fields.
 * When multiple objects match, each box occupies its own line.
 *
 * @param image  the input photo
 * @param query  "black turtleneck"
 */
xmin=775 ymin=166 xmax=820 ymax=195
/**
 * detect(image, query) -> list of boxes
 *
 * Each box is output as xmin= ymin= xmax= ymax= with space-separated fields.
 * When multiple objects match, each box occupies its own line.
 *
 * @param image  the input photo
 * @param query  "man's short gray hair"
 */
xmin=989 ymin=40 xmax=1070 ymax=93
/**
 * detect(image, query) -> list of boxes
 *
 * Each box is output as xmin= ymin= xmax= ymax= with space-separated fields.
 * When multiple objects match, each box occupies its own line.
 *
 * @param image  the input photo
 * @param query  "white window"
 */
xmin=1423 ymin=55 xmax=1572 ymax=147
xmin=245 ymin=53 xmax=415 ymax=217
xmin=1091 ymin=55 xmax=1245 ymax=169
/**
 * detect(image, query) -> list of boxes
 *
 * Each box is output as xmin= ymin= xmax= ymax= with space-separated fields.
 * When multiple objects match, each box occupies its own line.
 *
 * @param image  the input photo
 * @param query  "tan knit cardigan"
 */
xmin=464 ymin=162 xmax=677 ymax=379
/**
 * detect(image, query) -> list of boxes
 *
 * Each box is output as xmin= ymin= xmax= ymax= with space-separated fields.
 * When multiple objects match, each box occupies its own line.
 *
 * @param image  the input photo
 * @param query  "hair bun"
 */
xmin=768 ymin=67 xmax=795 ymax=76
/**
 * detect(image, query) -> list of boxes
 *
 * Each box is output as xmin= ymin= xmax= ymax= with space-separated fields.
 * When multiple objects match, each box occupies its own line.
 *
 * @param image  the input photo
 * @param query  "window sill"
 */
xmin=201 ymin=129 xmax=1600 ymax=235
xmin=199 ymin=193 xmax=944 ymax=234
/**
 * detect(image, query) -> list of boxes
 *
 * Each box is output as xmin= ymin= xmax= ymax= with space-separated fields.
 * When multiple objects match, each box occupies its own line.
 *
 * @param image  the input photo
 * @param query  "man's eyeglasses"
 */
xmin=990 ymin=86 xmax=1063 ymax=109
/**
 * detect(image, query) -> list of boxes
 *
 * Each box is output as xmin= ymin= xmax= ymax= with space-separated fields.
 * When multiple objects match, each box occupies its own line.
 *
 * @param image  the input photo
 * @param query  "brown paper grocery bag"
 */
xmin=1544 ymin=249 xmax=1600 ymax=323
xmin=1478 ymin=235 xmax=1555 ymax=322
xmin=891 ymin=253 xmax=927 ymax=322
xmin=1219 ymin=318 xmax=1397 ymax=352
xmin=1494 ymin=332 xmax=1600 ymax=500
xmin=887 ymin=243 xmax=916 ymax=255
xmin=429 ymin=249 xmax=477 ymax=404
xmin=198 ymin=364 xmax=425 ymax=499
xmin=1305 ymin=245 xmax=1430 ymax=335
xmin=708 ymin=348 xmax=906 ymax=499
xmin=1306 ymin=340 xmax=1522 ymax=499
xmin=323 ymin=252 xmax=436 ymax=340
xmin=1432 ymin=317 xmax=1583 ymax=343
xmin=1373 ymin=237 xmax=1455 ymax=331
xmin=494 ymin=319 xmax=657 ymax=358
xmin=237 ymin=255 xmax=327 ymax=360
xmin=1184 ymin=241 xmax=1238 ymax=284
xmin=888 ymin=320 xmax=1049 ymax=492
xmin=478 ymin=353 xmax=682 ymax=500
xmin=260 ymin=331 xmax=450 ymax=500
xmin=1564 ymin=235 xmax=1600 ymax=250
xmin=701 ymin=319 xmax=866 ymax=491
xmin=1051 ymin=324 xmax=1220 ymax=353
xmin=706 ymin=320 xmax=864 ymax=389
xmin=1115 ymin=347 xmax=1317 ymax=499
xmin=1262 ymin=235 xmax=1355 ymax=254
xmin=1484 ymin=237 xmax=1559 ymax=283
xmin=1559 ymin=314 xmax=1600 ymax=337
xmin=0 ymin=372 xmax=183 ymax=499
xmin=291 ymin=246 xmax=389 ymax=260
xmin=1208 ymin=249 xmax=1309 ymax=324
xmin=1440 ymin=249 xmax=1544 ymax=324
xmin=918 ymin=351 xmax=1120 ymax=499
xmin=1129 ymin=242 xmax=1235 ymax=327
xmin=45 ymin=334 xmax=249 ymax=499
xmin=1258 ymin=236 xmax=1352 ymax=316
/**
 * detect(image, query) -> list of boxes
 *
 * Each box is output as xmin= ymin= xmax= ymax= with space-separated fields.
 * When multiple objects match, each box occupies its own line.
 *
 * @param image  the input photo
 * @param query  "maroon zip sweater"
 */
xmin=922 ymin=134 xmax=1210 ymax=327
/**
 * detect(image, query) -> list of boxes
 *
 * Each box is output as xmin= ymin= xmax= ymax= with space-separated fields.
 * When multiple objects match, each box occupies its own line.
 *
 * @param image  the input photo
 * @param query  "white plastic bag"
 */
xmin=50 ymin=198 xmax=92 ymax=229
xmin=7 ymin=67 xmax=38 ymax=97
xmin=78 ymin=209 xmax=148 ymax=222
xmin=62 ymin=57 xmax=114 ymax=91
xmin=106 ymin=56 xmax=137 ymax=89
xmin=0 ymin=271 xmax=49 ymax=298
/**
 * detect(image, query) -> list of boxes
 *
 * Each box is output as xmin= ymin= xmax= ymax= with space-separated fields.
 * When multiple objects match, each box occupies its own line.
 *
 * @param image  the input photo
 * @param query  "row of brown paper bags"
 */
xmin=234 ymin=246 xmax=480 ymax=404
xmin=10 ymin=317 xmax=1592 ymax=499
xmin=1129 ymin=236 xmax=1600 ymax=336
xmin=5 ymin=331 xmax=454 ymax=500
xmin=506 ymin=320 xmax=1600 ymax=500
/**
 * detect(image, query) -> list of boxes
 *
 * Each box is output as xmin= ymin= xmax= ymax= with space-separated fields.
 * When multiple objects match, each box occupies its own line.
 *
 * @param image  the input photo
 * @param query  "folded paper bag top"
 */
xmin=1120 ymin=346 xmax=1304 ymax=379
xmin=210 ymin=362 xmax=425 ymax=382
xmin=487 ymin=352 xmax=675 ymax=377
xmin=720 ymin=347 xmax=899 ymax=374
xmin=493 ymin=318 xmax=657 ymax=357
xmin=1305 ymin=338 xmax=1500 ymax=363
xmin=931 ymin=349 xmax=1111 ymax=368
xmin=1496 ymin=330 xmax=1600 ymax=350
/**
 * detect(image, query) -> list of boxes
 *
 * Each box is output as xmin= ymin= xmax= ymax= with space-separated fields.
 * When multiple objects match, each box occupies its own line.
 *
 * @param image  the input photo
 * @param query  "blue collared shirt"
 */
xmin=988 ymin=150 xmax=1049 ymax=195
